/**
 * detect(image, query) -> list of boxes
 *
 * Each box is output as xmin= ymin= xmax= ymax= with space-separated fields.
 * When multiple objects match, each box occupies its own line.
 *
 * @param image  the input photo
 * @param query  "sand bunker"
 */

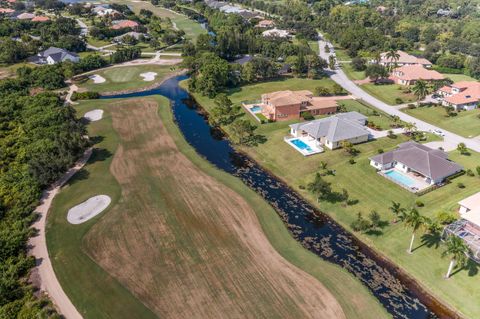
xmin=83 ymin=109 xmax=104 ymax=122
xmin=89 ymin=74 xmax=106 ymax=84
xmin=140 ymin=72 xmax=157 ymax=81
xmin=67 ymin=195 xmax=111 ymax=224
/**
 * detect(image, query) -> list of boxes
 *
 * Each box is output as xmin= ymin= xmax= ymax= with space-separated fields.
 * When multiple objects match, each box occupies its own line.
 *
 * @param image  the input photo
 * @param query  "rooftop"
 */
xmin=380 ymin=50 xmax=432 ymax=66
xmin=392 ymin=64 xmax=444 ymax=81
xmin=459 ymin=192 xmax=480 ymax=211
xmin=442 ymin=81 xmax=480 ymax=105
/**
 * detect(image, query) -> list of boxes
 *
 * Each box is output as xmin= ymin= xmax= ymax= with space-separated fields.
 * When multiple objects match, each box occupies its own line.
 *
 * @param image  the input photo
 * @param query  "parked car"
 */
xmin=432 ymin=129 xmax=445 ymax=137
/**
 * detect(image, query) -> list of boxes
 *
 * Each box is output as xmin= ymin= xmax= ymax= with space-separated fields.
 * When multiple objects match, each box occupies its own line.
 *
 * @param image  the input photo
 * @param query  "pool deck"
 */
xmin=379 ymin=168 xmax=431 ymax=193
xmin=242 ymin=102 xmax=264 ymax=123
xmin=284 ymin=136 xmax=324 ymax=156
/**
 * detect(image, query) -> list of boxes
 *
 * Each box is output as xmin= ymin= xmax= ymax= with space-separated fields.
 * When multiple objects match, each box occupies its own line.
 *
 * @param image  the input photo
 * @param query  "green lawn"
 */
xmin=341 ymin=62 xmax=366 ymax=81
xmin=47 ymin=96 xmax=388 ymax=319
xmin=77 ymin=64 xmax=178 ymax=93
xmin=403 ymin=105 xmax=480 ymax=137
xmin=189 ymin=79 xmax=480 ymax=318
xmin=86 ymin=36 xmax=111 ymax=48
xmin=333 ymin=47 xmax=351 ymax=61
xmin=362 ymin=83 xmax=417 ymax=105
xmin=308 ymin=40 xmax=319 ymax=54
xmin=443 ymin=73 xmax=477 ymax=82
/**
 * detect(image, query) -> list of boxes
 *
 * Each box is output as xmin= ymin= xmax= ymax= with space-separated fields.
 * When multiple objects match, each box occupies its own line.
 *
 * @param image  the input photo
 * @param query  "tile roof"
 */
xmin=111 ymin=20 xmax=139 ymax=29
xmin=380 ymin=50 xmax=432 ymax=66
xmin=370 ymin=141 xmax=462 ymax=180
xmin=262 ymin=90 xmax=312 ymax=106
xmin=31 ymin=16 xmax=50 ymax=22
xmin=16 ymin=12 xmax=35 ymax=19
xmin=443 ymin=81 xmax=480 ymax=106
xmin=289 ymin=112 xmax=370 ymax=142
xmin=392 ymin=64 xmax=444 ymax=81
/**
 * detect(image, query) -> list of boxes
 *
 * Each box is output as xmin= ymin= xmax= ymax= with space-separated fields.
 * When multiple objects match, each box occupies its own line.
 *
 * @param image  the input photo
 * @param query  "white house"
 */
xmin=28 ymin=47 xmax=79 ymax=65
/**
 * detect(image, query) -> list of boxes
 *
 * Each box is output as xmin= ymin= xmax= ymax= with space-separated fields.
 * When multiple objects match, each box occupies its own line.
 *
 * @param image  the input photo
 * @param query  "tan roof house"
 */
xmin=379 ymin=50 xmax=432 ymax=68
xmin=111 ymin=20 xmax=139 ymax=30
xmin=16 ymin=12 xmax=35 ymax=20
xmin=256 ymin=19 xmax=275 ymax=28
xmin=262 ymin=28 xmax=290 ymax=38
xmin=437 ymin=81 xmax=480 ymax=111
xmin=390 ymin=64 xmax=444 ymax=86
xmin=259 ymin=90 xmax=349 ymax=121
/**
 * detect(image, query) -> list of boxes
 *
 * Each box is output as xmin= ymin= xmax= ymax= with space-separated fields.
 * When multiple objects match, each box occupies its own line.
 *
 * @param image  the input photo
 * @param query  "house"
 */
xmin=93 ymin=5 xmax=121 ymax=17
xmin=256 ymin=19 xmax=275 ymax=28
xmin=379 ymin=50 xmax=433 ymax=68
xmin=31 ymin=15 xmax=50 ymax=22
xmin=0 ymin=8 xmax=15 ymax=13
xmin=390 ymin=64 xmax=444 ymax=85
xmin=262 ymin=28 xmax=290 ymax=38
xmin=437 ymin=8 xmax=453 ymax=16
xmin=28 ymin=47 xmax=79 ymax=65
xmin=370 ymin=141 xmax=462 ymax=187
xmin=258 ymin=90 xmax=349 ymax=121
xmin=442 ymin=192 xmax=480 ymax=263
xmin=111 ymin=20 xmax=139 ymax=30
xmin=289 ymin=111 xmax=370 ymax=150
xmin=113 ymin=31 xmax=147 ymax=43
xmin=16 ymin=12 xmax=35 ymax=20
xmin=437 ymin=81 xmax=480 ymax=111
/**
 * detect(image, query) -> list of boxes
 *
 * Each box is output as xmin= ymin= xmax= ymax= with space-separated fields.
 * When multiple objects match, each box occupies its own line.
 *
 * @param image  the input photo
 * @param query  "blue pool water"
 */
xmin=290 ymin=139 xmax=313 ymax=152
xmin=385 ymin=170 xmax=415 ymax=187
xmin=250 ymin=105 xmax=262 ymax=113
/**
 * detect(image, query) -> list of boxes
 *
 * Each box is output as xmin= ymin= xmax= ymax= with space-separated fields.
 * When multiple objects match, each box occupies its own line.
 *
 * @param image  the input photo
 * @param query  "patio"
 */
xmin=284 ymin=135 xmax=324 ymax=156
xmin=379 ymin=168 xmax=431 ymax=193
xmin=443 ymin=219 xmax=480 ymax=263
xmin=242 ymin=101 xmax=266 ymax=122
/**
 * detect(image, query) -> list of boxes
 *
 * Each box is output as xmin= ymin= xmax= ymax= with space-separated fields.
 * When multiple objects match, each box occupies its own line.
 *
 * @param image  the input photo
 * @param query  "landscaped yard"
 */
xmin=77 ymin=64 xmax=179 ymax=93
xmin=188 ymin=78 xmax=480 ymax=318
xmin=47 ymin=96 xmax=388 ymax=319
xmin=442 ymin=73 xmax=477 ymax=82
xmin=341 ymin=62 xmax=366 ymax=81
xmin=361 ymin=83 xmax=417 ymax=105
xmin=403 ymin=105 xmax=480 ymax=137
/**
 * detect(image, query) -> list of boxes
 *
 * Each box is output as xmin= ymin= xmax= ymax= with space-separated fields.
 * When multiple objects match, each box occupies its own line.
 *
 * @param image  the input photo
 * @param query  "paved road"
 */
xmin=29 ymin=148 xmax=93 ymax=319
xmin=317 ymin=33 xmax=480 ymax=152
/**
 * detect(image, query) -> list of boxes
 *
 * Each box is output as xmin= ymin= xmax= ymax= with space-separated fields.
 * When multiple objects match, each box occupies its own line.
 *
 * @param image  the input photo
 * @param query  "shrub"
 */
xmin=351 ymin=212 xmax=371 ymax=232
xmin=348 ymin=158 xmax=355 ymax=164
xmin=415 ymin=200 xmax=424 ymax=207
xmin=301 ymin=111 xmax=314 ymax=120
xmin=466 ymin=169 xmax=474 ymax=176
xmin=314 ymin=86 xmax=331 ymax=96
xmin=457 ymin=182 xmax=465 ymax=188
xmin=407 ymin=104 xmax=416 ymax=109
xmin=70 ymin=91 xmax=100 ymax=101
xmin=351 ymin=57 xmax=366 ymax=71
xmin=395 ymin=97 xmax=404 ymax=104
xmin=436 ymin=211 xmax=457 ymax=225
xmin=377 ymin=149 xmax=384 ymax=154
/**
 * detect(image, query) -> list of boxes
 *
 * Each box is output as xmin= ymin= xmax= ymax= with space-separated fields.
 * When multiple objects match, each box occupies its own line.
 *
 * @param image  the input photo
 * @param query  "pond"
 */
xmin=102 ymin=75 xmax=453 ymax=319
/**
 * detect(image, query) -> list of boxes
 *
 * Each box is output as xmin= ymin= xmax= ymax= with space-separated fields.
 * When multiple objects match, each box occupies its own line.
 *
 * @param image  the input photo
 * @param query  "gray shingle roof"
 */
xmin=289 ymin=112 xmax=370 ymax=143
xmin=370 ymin=141 xmax=462 ymax=180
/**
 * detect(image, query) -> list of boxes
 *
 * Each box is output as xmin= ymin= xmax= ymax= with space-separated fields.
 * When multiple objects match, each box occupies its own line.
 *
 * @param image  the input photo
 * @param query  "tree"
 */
xmin=442 ymin=236 xmax=469 ymax=279
xmin=404 ymin=122 xmax=417 ymax=135
xmin=307 ymin=173 xmax=332 ymax=202
xmin=328 ymin=55 xmax=336 ymax=69
xmin=412 ymin=80 xmax=430 ymax=101
xmin=368 ymin=210 xmax=381 ymax=229
xmin=389 ymin=201 xmax=406 ymax=223
xmin=385 ymin=48 xmax=400 ymax=71
xmin=457 ymin=143 xmax=469 ymax=155
xmin=209 ymin=94 xmax=239 ymax=126
xmin=351 ymin=57 xmax=366 ymax=71
xmin=365 ymin=64 xmax=388 ymax=83
xmin=314 ymin=86 xmax=331 ymax=96
xmin=229 ymin=119 xmax=256 ymax=144
xmin=403 ymin=209 xmax=428 ymax=254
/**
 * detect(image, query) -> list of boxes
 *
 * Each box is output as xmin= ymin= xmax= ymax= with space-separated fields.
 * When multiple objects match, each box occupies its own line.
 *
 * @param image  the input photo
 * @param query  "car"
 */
xmin=432 ymin=129 xmax=445 ymax=137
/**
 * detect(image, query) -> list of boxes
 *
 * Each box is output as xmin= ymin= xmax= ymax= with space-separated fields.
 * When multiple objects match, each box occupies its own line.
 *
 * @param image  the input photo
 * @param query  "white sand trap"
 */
xmin=83 ymin=109 xmax=104 ymax=122
xmin=140 ymin=72 xmax=158 ymax=81
xmin=67 ymin=195 xmax=111 ymax=224
xmin=88 ymin=74 xmax=106 ymax=84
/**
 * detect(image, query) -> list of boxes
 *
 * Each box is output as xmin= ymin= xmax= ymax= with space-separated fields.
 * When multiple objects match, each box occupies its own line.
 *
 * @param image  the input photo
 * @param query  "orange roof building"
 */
xmin=438 ymin=81 xmax=480 ymax=111
xmin=0 ymin=8 xmax=14 ymax=13
xmin=390 ymin=65 xmax=444 ymax=86
xmin=111 ymin=20 xmax=139 ymax=30
xmin=379 ymin=50 xmax=432 ymax=68
xmin=32 ymin=16 xmax=50 ymax=22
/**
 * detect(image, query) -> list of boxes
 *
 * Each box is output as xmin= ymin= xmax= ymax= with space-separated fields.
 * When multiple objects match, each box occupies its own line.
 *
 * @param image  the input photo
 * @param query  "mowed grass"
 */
xmin=188 ymin=79 xmax=480 ymax=318
xmin=77 ymin=64 xmax=178 ymax=93
xmin=443 ymin=73 xmax=477 ymax=82
xmin=47 ymin=96 xmax=389 ymax=319
xmin=403 ymin=105 xmax=480 ymax=138
xmin=361 ymin=83 xmax=417 ymax=105
xmin=341 ymin=62 xmax=366 ymax=81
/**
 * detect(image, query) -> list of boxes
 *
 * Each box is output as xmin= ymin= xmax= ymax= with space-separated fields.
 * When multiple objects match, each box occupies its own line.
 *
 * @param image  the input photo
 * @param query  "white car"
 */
xmin=432 ymin=129 xmax=445 ymax=137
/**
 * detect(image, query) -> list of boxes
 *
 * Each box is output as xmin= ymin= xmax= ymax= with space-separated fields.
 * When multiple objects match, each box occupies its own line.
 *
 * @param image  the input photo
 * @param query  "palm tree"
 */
xmin=389 ymin=201 xmax=405 ymax=223
xmin=385 ymin=49 xmax=400 ymax=71
xmin=442 ymin=235 xmax=470 ymax=279
xmin=412 ymin=80 xmax=430 ymax=101
xmin=403 ymin=208 xmax=428 ymax=254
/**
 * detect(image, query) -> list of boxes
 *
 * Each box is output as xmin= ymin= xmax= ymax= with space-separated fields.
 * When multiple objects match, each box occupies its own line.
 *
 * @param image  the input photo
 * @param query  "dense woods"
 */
xmin=0 ymin=68 xmax=88 ymax=317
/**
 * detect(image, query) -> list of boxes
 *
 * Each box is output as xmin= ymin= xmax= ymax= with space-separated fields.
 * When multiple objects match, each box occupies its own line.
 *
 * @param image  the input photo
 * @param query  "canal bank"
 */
xmin=102 ymin=75 xmax=461 ymax=319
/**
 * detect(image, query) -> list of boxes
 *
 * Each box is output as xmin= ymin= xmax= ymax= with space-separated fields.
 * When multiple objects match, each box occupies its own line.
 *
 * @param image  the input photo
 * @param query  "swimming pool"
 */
xmin=384 ymin=170 xmax=415 ymax=187
xmin=250 ymin=105 xmax=262 ymax=113
xmin=290 ymin=138 xmax=313 ymax=152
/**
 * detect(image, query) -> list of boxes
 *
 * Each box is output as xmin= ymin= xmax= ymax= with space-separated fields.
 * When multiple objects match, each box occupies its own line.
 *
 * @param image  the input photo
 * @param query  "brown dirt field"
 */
xmin=84 ymin=99 xmax=346 ymax=319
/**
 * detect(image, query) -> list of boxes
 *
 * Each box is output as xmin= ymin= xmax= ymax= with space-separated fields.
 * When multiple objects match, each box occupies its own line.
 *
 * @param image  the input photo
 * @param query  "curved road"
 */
xmin=29 ymin=148 xmax=92 ymax=319
xmin=318 ymin=33 xmax=480 ymax=152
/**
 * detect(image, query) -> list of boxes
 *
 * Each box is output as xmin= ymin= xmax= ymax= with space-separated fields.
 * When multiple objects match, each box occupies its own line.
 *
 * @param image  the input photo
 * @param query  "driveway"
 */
xmin=318 ymin=32 xmax=480 ymax=153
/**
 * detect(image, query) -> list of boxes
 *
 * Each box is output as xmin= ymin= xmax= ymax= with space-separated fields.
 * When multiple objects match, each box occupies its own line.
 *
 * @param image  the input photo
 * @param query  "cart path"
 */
xmin=28 ymin=148 xmax=93 ymax=319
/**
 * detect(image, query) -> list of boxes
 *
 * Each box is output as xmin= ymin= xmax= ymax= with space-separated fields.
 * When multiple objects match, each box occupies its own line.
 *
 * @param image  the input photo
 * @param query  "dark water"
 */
xmin=102 ymin=75 xmax=451 ymax=319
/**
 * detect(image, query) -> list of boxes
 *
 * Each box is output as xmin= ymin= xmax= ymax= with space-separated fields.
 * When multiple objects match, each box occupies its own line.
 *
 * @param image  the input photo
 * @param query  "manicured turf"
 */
xmin=189 ymin=79 xmax=480 ymax=318
xmin=361 ymin=83 xmax=417 ymax=105
xmin=341 ymin=62 xmax=366 ymax=80
xmin=86 ymin=36 xmax=111 ymax=48
xmin=77 ymin=64 xmax=178 ymax=93
xmin=47 ymin=96 xmax=388 ymax=319
xmin=403 ymin=105 xmax=480 ymax=138
xmin=443 ymin=73 xmax=477 ymax=82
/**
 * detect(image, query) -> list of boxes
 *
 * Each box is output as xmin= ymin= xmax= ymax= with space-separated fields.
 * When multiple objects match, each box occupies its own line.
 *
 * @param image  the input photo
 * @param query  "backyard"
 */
xmin=76 ymin=64 xmax=179 ymax=93
xmin=47 ymin=96 xmax=388 ymax=319
xmin=188 ymin=78 xmax=480 ymax=318
xmin=403 ymin=105 xmax=480 ymax=138
xmin=361 ymin=83 xmax=417 ymax=105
